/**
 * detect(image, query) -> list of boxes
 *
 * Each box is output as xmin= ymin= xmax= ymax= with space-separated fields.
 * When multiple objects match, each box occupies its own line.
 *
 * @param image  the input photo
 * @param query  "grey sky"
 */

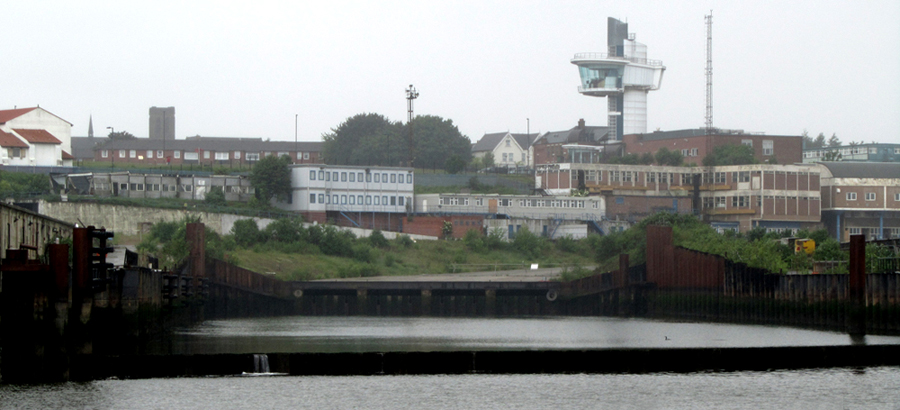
xmin=4 ymin=1 xmax=898 ymax=144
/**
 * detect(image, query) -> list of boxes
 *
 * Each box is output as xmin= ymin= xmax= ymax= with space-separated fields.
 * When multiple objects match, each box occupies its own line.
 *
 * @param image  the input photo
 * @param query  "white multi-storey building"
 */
xmin=276 ymin=165 xmax=415 ymax=224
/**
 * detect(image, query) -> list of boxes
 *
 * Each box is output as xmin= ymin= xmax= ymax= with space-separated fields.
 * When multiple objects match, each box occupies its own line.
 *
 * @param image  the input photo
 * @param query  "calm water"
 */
xmin=4 ymin=317 xmax=900 ymax=408
xmin=152 ymin=316 xmax=900 ymax=354
xmin=2 ymin=369 xmax=899 ymax=409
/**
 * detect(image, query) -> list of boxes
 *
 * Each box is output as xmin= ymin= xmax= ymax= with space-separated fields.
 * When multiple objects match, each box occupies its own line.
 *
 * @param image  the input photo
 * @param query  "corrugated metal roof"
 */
xmin=818 ymin=161 xmax=900 ymax=179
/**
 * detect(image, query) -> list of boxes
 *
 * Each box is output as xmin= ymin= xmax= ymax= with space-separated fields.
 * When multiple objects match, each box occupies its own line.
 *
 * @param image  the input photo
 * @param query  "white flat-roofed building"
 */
xmin=277 ymin=164 xmax=415 ymax=224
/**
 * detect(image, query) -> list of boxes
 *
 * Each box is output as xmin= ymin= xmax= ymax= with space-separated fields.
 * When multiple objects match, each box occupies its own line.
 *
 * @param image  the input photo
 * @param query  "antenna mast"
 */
xmin=705 ymin=11 xmax=713 ymax=135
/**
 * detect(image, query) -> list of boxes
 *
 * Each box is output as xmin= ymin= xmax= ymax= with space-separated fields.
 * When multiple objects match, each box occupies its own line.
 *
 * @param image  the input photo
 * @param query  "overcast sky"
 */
xmin=3 ymin=1 xmax=898 ymax=145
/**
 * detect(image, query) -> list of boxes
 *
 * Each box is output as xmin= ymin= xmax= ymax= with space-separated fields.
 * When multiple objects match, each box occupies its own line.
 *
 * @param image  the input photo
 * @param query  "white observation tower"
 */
xmin=571 ymin=17 xmax=665 ymax=141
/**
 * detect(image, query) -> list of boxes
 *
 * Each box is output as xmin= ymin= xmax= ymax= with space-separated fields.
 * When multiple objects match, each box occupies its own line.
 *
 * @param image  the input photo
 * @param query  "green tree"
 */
xmin=822 ymin=151 xmax=842 ymax=161
xmin=249 ymin=154 xmax=292 ymax=203
xmin=322 ymin=113 xmax=402 ymax=165
xmin=654 ymin=147 xmax=684 ymax=166
xmin=827 ymin=133 xmax=841 ymax=147
xmin=639 ymin=152 xmax=655 ymax=165
xmin=230 ymin=219 xmax=263 ymax=247
xmin=813 ymin=133 xmax=826 ymax=149
xmin=407 ymin=115 xmax=472 ymax=169
xmin=204 ymin=186 xmax=226 ymax=206
xmin=482 ymin=152 xmax=495 ymax=168
xmin=263 ymin=217 xmax=306 ymax=243
xmin=702 ymin=144 xmax=757 ymax=166
xmin=108 ymin=130 xmax=136 ymax=140
xmin=444 ymin=154 xmax=466 ymax=174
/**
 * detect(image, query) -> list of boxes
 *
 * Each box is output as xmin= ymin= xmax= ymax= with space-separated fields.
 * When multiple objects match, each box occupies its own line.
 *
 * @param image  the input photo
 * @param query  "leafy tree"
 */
xmin=609 ymin=153 xmax=639 ymax=165
xmin=108 ymin=130 xmax=136 ymax=140
xmin=822 ymin=151 xmax=842 ymax=161
xmin=444 ymin=154 xmax=466 ymax=174
xmin=639 ymin=152 xmax=655 ymax=165
xmin=654 ymin=147 xmax=684 ymax=166
xmin=263 ymin=217 xmax=306 ymax=243
xmin=513 ymin=226 xmax=543 ymax=259
xmin=407 ymin=115 xmax=472 ymax=169
xmin=368 ymin=229 xmax=389 ymax=248
xmin=482 ymin=152 xmax=495 ymax=168
xmin=322 ymin=113 xmax=402 ymax=165
xmin=813 ymin=133 xmax=826 ymax=149
xmin=204 ymin=186 xmax=226 ymax=206
xmin=702 ymin=144 xmax=757 ymax=166
xmin=0 ymin=171 xmax=50 ymax=196
xmin=827 ymin=133 xmax=841 ymax=147
xmin=249 ymin=154 xmax=292 ymax=203
xmin=230 ymin=219 xmax=263 ymax=247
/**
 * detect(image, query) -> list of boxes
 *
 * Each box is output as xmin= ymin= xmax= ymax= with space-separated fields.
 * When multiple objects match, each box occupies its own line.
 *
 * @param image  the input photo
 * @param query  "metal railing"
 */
xmin=572 ymin=52 xmax=664 ymax=66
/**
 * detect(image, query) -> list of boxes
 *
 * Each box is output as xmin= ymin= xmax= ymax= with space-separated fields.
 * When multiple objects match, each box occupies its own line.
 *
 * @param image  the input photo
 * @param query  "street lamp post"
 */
xmin=106 ymin=127 xmax=114 ymax=169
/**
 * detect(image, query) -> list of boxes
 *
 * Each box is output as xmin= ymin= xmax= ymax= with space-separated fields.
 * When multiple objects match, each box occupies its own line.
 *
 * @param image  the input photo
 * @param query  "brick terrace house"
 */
xmin=818 ymin=162 xmax=900 ymax=241
xmin=622 ymin=128 xmax=803 ymax=166
xmin=90 ymin=136 xmax=323 ymax=166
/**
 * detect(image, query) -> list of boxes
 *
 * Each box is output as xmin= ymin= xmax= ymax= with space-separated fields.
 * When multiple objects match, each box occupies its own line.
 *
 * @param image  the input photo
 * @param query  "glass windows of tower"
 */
xmin=578 ymin=65 xmax=622 ymax=90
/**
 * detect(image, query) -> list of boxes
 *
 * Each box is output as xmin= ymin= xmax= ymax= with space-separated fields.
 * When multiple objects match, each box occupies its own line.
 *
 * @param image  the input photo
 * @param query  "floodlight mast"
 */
xmin=406 ymin=84 xmax=419 ymax=168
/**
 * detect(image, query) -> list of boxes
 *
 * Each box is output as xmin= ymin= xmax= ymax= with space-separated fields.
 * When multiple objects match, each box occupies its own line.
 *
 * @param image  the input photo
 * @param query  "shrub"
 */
xmin=555 ymin=235 xmax=578 ymax=253
xmin=513 ymin=227 xmax=543 ymax=259
xmin=369 ymin=229 xmax=390 ymax=248
xmin=463 ymin=229 xmax=485 ymax=252
xmin=352 ymin=243 xmax=377 ymax=263
xmin=231 ymin=219 xmax=263 ymax=247
xmin=395 ymin=234 xmax=414 ymax=248
xmin=204 ymin=186 xmax=226 ymax=206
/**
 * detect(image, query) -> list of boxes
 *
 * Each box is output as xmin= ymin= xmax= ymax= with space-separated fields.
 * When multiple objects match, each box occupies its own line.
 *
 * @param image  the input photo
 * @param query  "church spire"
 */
xmin=88 ymin=115 xmax=94 ymax=137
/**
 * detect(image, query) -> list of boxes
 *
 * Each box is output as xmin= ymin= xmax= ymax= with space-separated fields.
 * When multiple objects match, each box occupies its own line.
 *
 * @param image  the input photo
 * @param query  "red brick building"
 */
xmin=622 ymin=128 xmax=803 ymax=165
xmin=84 ymin=136 xmax=323 ymax=166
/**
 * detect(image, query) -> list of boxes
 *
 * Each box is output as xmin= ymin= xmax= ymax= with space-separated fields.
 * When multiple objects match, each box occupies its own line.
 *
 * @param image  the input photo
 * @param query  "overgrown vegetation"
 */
xmin=0 ymin=171 xmax=51 ymax=197
xmin=137 ymin=217 xmax=594 ymax=281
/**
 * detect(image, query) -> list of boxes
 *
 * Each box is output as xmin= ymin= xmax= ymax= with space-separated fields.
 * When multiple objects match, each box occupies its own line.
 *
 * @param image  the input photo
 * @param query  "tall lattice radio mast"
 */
xmin=705 ymin=12 xmax=713 ymax=135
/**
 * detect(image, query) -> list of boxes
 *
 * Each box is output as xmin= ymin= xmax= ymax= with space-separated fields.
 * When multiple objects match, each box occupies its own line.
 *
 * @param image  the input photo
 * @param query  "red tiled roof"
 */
xmin=0 ymin=107 xmax=38 ymax=123
xmin=13 ymin=128 xmax=62 ymax=144
xmin=0 ymin=129 xmax=28 ymax=148
xmin=61 ymin=150 xmax=74 ymax=160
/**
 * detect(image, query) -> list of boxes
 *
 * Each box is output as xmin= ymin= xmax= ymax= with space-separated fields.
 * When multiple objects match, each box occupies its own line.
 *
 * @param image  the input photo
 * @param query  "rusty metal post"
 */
xmin=848 ymin=235 xmax=866 ymax=336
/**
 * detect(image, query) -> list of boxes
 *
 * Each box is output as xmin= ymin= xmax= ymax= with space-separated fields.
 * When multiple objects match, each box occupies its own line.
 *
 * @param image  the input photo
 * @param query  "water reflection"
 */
xmin=152 ymin=316 xmax=900 ymax=355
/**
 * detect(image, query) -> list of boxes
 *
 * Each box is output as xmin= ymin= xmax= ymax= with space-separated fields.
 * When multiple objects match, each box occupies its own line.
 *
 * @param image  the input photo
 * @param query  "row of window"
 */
xmin=848 ymin=227 xmax=900 ymax=236
xmin=4 ymin=147 xmax=27 ymax=158
xmin=501 ymin=152 xmax=526 ymax=162
xmin=438 ymin=196 xmax=597 ymax=209
xmin=578 ymin=169 xmax=818 ymax=186
xmin=309 ymin=170 xmax=412 ymax=184
xmin=804 ymin=147 xmax=900 ymax=158
xmin=741 ymin=139 xmax=775 ymax=156
xmin=702 ymin=195 xmax=821 ymax=209
xmin=100 ymin=150 xmax=311 ymax=161
xmin=680 ymin=148 xmax=699 ymax=157
xmin=846 ymin=192 xmax=900 ymax=201
xmin=309 ymin=193 xmax=407 ymax=206
xmin=112 ymin=183 xmax=252 ymax=194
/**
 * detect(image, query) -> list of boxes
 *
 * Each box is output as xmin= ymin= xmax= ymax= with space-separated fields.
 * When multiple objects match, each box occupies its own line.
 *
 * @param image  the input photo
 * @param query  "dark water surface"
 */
xmin=153 ymin=316 xmax=900 ymax=354
xmin=2 ymin=368 xmax=899 ymax=409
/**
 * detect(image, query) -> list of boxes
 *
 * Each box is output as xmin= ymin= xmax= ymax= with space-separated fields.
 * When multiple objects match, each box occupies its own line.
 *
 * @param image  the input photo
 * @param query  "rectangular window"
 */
xmin=184 ymin=152 xmax=199 ymax=160
xmin=648 ymin=172 xmax=656 ymax=183
xmin=129 ymin=150 xmax=136 ymax=158
xmin=390 ymin=174 xmax=396 ymax=183
xmin=849 ymin=227 xmax=861 ymax=235
xmin=715 ymin=197 xmax=726 ymax=208
xmin=865 ymin=192 xmax=876 ymax=201
xmin=382 ymin=173 xmax=387 ymax=182
xmin=382 ymin=195 xmax=388 ymax=205
xmin=204 ymin=151 xmax=210 ymax=159
xmin=318 ymin=193 xmax=324 ymax=203
xmin=318 ymin=170 xmax=324 ymax=180
xmin=731 ymin=196 xmax=749 ymax=208
xmin=357 ymin=195 xmax=363 ymax=204
xmin=246 ymin=153 xmax=259 ymax=161
xmin=147 ymin=150 xmax=153 ymax=158
xmin=174 ymin=151 xmax=181 ymax=159
xmin=741 ymin=139 xmax=753 ymax=147
xmin=374 ymin=196 xmax=380 ymax=205
xmin=341 ymin=172 xmax=347 ymax=182
xmin=278 ymin=152 xmax=288 ymax=158
xmin=366 ymin=195 xmax=372 ymax=205
xmin=358 ymin=172 xmax=364 ymax=182
xmin=374 ymin=173 xmax=380 ymax=183
xmin=332 ymin=195 xmax=338 ymax=204
xmin=215 ymin=152 xmax=229 ymax=160
xmin=349 ymin=172 xmax=355 ymax=182
xmin=297 ymin=152 xmax=303 ymax=160
xmin=101 ymin=150 xmax=108 ymax=158
xmin=341 ymin=195 xmax=347 ymax=204
xmin=895 ymin=193 xmax=900 ymax=201
xmin=407 ymin=174 xmax=412 ymax=184
xmin=349 ymin=195 xmax=355 ymax=205
xmin=398 ymin=197 xmax=404 ymax=206
xmin=310 ymin=194 xmax=316 ymax=203
xmin=157 ymin=150 xmax=164 ymax=158
xmin=763 ymin=140 xmax=774 ymax=156
xmin=325 ymin=172 xmax=331 ymax=182
xmin=304 ymin=152 xmax=310 ymax=160
xmin=847 ymin=192 xmax=857 ymax=201
xmin=690 ymin=148 xmax=698 ymax=157
xmin=611 ymin=171 xmax=620 ymax=182
xmin=502 ymin=153 xmax=508 ymax=162
xmin=390 ymin=196 xmax=396 ymax=206
xmin=234 ymin=151 xmax=241 ymax=159
xmin=310 ymin=171 xmax=316 ymax=180
xmin=366 ymin=173 xmax=372 ymax=182
xmin=681 ymin=149 xmax=689 ymax=156
xmin=332 ymin=172 xmax=338 ymax=181
xmin=119 ymin=150 xmax=126 ymax=158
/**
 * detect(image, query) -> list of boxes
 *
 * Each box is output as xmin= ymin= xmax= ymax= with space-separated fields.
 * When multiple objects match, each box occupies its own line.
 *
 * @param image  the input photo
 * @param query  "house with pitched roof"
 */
xmin=471 ymin=132 xmax=539 ymax=169
xmin=0 ymin=107 xmax=73 ymax=166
